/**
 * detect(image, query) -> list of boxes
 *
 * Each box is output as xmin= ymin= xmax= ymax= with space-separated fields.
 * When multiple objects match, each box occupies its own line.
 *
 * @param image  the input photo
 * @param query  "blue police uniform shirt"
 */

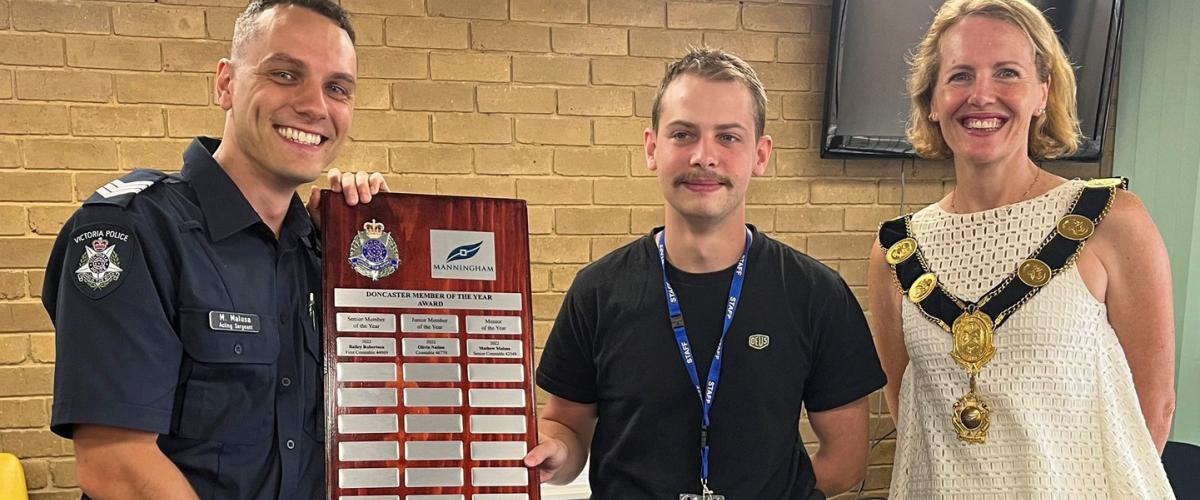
xmin=43 ymin=137 xmax=326 ymax=499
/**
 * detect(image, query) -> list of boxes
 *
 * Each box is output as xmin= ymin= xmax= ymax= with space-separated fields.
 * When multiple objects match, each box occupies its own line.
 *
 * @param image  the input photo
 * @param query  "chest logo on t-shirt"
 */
xmin=748 ymin=333 xmax=770 ymax=350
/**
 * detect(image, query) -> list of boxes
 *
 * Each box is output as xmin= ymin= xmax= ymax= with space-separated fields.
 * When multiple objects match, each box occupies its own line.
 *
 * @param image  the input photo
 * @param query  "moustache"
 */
xmin=674 ymin=173 xmax=731 ymax=186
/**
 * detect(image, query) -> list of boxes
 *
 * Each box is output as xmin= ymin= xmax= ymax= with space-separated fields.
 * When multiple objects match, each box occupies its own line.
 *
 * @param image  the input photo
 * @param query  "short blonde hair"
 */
xmin=906 ymin=0 xmax=1081 ymax=159
xmin=651 ymin=47 xmax=769 ymax=138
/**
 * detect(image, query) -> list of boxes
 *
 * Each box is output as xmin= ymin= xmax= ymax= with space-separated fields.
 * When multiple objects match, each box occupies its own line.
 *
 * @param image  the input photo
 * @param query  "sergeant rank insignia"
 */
xmin=348 ymin=219 xmax=400 ymax=281
xmin=76 ymin=236 xmax=123 ymax=290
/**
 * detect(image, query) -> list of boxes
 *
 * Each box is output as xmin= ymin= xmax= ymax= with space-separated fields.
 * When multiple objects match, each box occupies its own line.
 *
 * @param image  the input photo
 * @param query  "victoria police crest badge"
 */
xmin=69 ymin=224 xmax=137 ymax=300
xmin=348 ymin=219 xmax=400 ymax=281
xmin=76 ymin=236 xmax=123 ymax=290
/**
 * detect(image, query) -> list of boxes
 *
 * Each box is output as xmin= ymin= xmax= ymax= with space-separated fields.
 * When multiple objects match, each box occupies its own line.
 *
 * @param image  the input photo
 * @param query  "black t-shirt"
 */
xmin=537 ymin=226 xmax=886 ymax=500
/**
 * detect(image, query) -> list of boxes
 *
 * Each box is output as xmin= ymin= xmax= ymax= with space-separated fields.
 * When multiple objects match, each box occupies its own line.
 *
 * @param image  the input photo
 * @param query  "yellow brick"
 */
xmin=433 ymin=114 xmax=511 ymax=144
xmin=781 ymin=92 xmax=823 ymax=120
xmin=776 ymin=149 xmax=843 ymax=177
xmin=0 ymin=69 xmax=10 ymax=100
xmin=809 ymin=179 xmax=876 ymax=204
xmin=0 ymin=173 xmax=72 ymax=202
xmin=631 ymin=206 xmax=664 ymax=231
xmin=530 ymin=235 xmax=590 ymax=263
xmin=0 ymin=207 xmax=27 ymax=236
xmin=385 ymin=17 xmax=468 ymax=49
xmin=515 ymin=116 xmax=591 ymax=146
xmin=532 ymin=292 xmax=564 ymax=321
xmin=29 ymin=206 xmax=79 ymax=236
xmin=349 ymin=14 xmax=384 ymax=46
xmin=591 ymin=0 xmax=665 ymax=27
xmin=0 ymin=398 xmax=48 ymax=428
xmin=666 ymin=2 xmax=739 ymax=30
xmin=839 ymin=259 xmax=870 ymax=287
xmin=512 ymin=0 xmax=587 ymax=24
xmin=592 ymin=58 xmax=664 ymax=87
xmin=0 ymin=428 xmax=71 ymax=457
xmin=554 ymin=147 xmax=628 ymax=176
xmin=21 ymin=459 xmax=49 ymax=490
xmin=430 ymin=0 xmax=507 ymax=20
xmin=14 ymin=69 xmax=112 ymax=103
xmin=67 ymin=36 xmax=161 ymax=70
xmin=164 ymin=107 xmax=221 ymax=138
xmin=116 ymin=73 xmax=210 ymax=105
xmin=22 ymin=139 xmax=117 ymax=171
xmin=771 ymin=233 xmax=807 ymax=253
xmin=551 ymin=26 xmax=627 ymax=56
xmin=342 ymin=0 xmax=423 ymax=16
xmin=516 ymin=178 xmax=591 ymax=205
xmin=550 ymin=265 xmax=581 ymax=291
xmin=747 ymin=179 xmax=809 ymax=204
xmin=358 ymin=48 xmax=427 ymax=79
xmin=0 ymin=1 xmax=8 ymax=29
xmin=593 ymin=177 xmax=659 ymax=205
xmin=0 ymin=103 xmax=70 ymax=135
xmin=393 ymin=81 xmax=475 ymax=112
xmin=845 ymin=206 xmax=901 ymax=232
xmin=776 ymin=206 xmax=843 ymax=232
xmin=629 ymin=29 xmax=702 ymax=59
xmin=119 ymin=139 xmax=190 ymax=170
xmin=477 ymin=85 xmax=555 ymax=114
xmin=634 ymin=87 xmax=656 ymax=117
xmin=472 ymin=23 xmax=551 ymax=52
xmin=0 ymin=335 xmax=29 ymax=364
xmin=349 ymin=111 xmax=430 ymax=142
xmin=842 ymin=158 xmax=908 ymax=178
xmin=556 ymin=207 xmax=629 ymax=235
xmin=389 ymin=145 xmax=473 ymax=174
xmin=879 ymin=180 xmax=946 ymax=205
xmin=28 ymin=490 xmax=82 ymax=500
xmin=0 ymin=271 xmax=26 ymax=299
xmin=113 ymin=5 xmax=206 ymax=38
xmin=591 ymin=235 xmax=639 ymax=258
xmin=30 ymin=333 xmax=54 ymax=363
xmin=531 ymin=265 xmax=552 ymax=292
xmin=0 ymin=141 xmax=18 ymax=168
xmin=528 ymin=206 xmax=554 ymax=234
xmin=383 ymin=174 xmax=439 ymax=194
xmin=431 ymin=53 xmax=510 ymax=82
xmin=353 ymin=79 xmax=391 ymax=110
xmin=205 ymin=7 xmax=239 ymax=41
xmin=864 ymin=465 xmax=893 ymax=490
xmin=74 ymin=172 xmax=117 ymax=201
xmin=806 ymin=233 xmax=874 ymax=260
xmin=0 ymin=33 xmax=65 ymax=66
xmin=703 ymin=32 xmax=776 ymax=62
xmin=559 ymin=87 xmax=633 ymax=116
xmin=757 ymin=63 xmax=811 ymax=91
xmin=475 ymin=147 xmax=553 ymax=175
xmin=770 ymin=121 xmax=811 ymax=148
xmin=747 ymin=206 xmax=776 ymax=232
xmin=0 ymin=301 xmax=53 ymax=332
xmin=594 ymin=118 xmax=646 ymax=146
xmin=11 ymin=0 xmax=110 ymax=34
xmin=50 ymin=459 xmax=77 ymax=488
xmin=162 ymin=40 xmax=230 ymax=72
xmin=779 ymin=36 xmax=827 ymax=64
xmin=436 ymin=176 xmax=515 ymax=198
xmin=329 ymin=142 xmax=390 ymax=173
xmin=743 ymin=4 xmax=812 ymax=33
xmin=69 ymin=106 xmax=164 ymax=138
xmin=513 ymin=55 xmax=589 ymax=85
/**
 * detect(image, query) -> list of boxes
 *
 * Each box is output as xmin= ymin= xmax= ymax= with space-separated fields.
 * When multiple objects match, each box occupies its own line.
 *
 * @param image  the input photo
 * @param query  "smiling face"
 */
xmin=645 ymin=74 xmax=772 ymax=228
xmin=931 ymin=15 xmax=1048 ymax=168
xmin=215 ymin=5 xmax=356 ymax=188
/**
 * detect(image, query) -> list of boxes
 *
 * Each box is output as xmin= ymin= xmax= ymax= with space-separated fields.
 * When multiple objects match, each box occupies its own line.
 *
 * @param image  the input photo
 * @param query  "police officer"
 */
xmin=42 ymin=1 xmax=384 ymax=498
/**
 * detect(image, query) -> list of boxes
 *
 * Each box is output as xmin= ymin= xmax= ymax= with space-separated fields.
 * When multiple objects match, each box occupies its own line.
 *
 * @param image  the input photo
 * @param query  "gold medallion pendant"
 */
xmin=1017 ymin=259 xmax=1051 ymax=288
xmin=952 ymin=378 xmax=991 ymax=443
xmin=950 ymin=310 xmax=995 ymax=374
xmin=1057 ymin=214 xmax=1095 ymax=240
xmin=886 ymin=237 xmax=917 ymax=265
xmin=908 ymin=273 xmax=937 ymax=303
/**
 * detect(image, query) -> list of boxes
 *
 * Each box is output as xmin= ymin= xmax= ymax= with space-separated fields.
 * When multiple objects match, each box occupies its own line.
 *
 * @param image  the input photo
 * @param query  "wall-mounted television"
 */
xmin=820 ymin=0 xmax=1123 ymax=162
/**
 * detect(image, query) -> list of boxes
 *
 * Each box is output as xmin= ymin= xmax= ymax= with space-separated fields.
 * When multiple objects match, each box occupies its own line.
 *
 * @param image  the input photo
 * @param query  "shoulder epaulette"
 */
xmin=83 ymin=169 xmax=169 ymax=208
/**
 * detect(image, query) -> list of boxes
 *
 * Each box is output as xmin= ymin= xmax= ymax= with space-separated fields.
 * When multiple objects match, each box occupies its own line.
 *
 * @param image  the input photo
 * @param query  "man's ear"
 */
xmin=644 ymin=128 xmax=659 ymax=172
xmin=752 ymin=134 xmax=773 ymax=177
xmin=215 ymin=58 xmax=235 ymax=111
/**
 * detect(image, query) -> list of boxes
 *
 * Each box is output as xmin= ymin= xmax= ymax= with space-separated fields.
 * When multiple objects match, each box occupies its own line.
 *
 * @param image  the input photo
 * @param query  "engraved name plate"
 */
xmin=336 ymin=312 xmax=397 ymax=333
xmin=466 ymin=339 xmax=523 ymax=359
xmin=402 ymin=338 xmax=460 ymax=357
xmin=337 ymin=337 xmax=397 ymax=357
xmin=465 ymin=315 xmax=522 ymax=335
xmin=401 ymin=314 xmax=459 ymax=333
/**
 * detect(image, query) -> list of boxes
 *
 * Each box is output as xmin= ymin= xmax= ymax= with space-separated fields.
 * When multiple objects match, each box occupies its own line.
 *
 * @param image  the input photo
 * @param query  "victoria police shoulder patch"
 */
xmin=68 ymin=223 xmax=139 ymax=300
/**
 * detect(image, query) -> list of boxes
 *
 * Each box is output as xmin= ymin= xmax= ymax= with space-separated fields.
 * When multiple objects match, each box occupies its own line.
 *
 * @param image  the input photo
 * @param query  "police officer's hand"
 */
xmin=524 ymin=432 xmax=570 ymax=483
xmin=307 ymin=168 xmax=389 ymax=230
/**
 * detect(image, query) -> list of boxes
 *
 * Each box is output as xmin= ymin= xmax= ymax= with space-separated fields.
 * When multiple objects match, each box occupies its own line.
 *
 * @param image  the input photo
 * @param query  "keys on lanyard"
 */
xmin=657 ymin=227 xmax=751 ymax=499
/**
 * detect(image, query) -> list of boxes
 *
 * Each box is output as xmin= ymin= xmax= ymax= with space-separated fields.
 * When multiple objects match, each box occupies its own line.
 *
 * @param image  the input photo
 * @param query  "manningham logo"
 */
xmin=430 ymin=229 xmax=496 ymax=281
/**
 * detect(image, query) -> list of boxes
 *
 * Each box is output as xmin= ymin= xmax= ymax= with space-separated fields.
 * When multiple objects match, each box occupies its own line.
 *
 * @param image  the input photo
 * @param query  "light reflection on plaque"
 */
xmin=402 ymin=338 xmax=460 ymax=357
xmin=338 ymin=414 xmax=398 ymax=434
xmin=403 ymin=388 xmax=462 ymax=407
xmin=404 ymin=467 xmax=464 ymax=487
xmin=467 ymin=363 xmax=524 ymax=382
xmin=404 ymin=414 xmax=463 ymax=433
xmin=339 ymin=388 xmax=398 ymax=407
xmin=470 ymin=415 xmax=526 ymax=434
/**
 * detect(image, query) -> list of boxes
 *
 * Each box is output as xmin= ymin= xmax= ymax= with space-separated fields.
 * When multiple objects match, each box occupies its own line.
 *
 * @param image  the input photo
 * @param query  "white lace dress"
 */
xmin=889 ymin=180 xmax=1174 ymax=499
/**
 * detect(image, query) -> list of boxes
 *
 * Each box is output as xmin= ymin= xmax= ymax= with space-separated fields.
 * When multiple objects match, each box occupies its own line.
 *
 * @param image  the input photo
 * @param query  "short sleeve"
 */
xmin=802 ymin=278 xmax=886 ymax=412
xmin=44 ymin=206 xmax=182 ymax=439
xmin=535 ymin=280 xmax=599 ymax=404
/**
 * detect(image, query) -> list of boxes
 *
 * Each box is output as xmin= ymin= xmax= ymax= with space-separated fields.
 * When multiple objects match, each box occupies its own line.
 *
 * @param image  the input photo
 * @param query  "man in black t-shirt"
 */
xmin=524 ymin=48 xmax=886 ymax=499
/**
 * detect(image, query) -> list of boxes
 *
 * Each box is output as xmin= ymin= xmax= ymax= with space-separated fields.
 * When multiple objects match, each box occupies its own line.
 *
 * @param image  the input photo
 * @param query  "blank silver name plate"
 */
xmin=471 ymin=467 xmax=529 ymax=487
xmin=465 ymin=315 xmax=522 ymax=334
xmin=404 ymin=467 xmax=464 ymax=487
xmin=337 ymin=362 xmax=398 ymax=382
xmin=404 ymin=414 xmax=463 ymax=433
xmin=407 ymin=496 xmax=465 ymax=500
xmin=339 ymin=388 xmax=398 ymax=407
xmin=468 ymin=389 xmax=526 ymax=408
xmin=401 ymin=314 xmax=459 ymax=333
xmin=405 ymin=440 xmax=463 ymax=460
xmin=402 ymin=338 xmax=460 ymax=357
xmin=339 ymin=467 xmax=399 ymax=488
xmin=338 ymin=414 xmax=398 ymax=434
xmin=470 ymin=415 xmax=526 ymax=434
xmin=402 ymin=363 xmax=461 ymax=382
xmin=472 ymin=495 xmax=528 ymax=500
xmin=466 ymin=339 xmax=522 ymax=358
xmin=338 ymin=495 xmax=401 ymax=500
xmin=404 ymin=388 xmax=462 ymax=407
xmin=471 ymin=441 xmax=528 ymax=460
xmin=337 ymin=337 xmax=397 ymax=357
xmin=467 ymin=363 xmax=524 ymax=382
xmin=336 ymin=312 xmax=396 ymax=333
xmin=339 ymin=441 xmax=400 ymax=461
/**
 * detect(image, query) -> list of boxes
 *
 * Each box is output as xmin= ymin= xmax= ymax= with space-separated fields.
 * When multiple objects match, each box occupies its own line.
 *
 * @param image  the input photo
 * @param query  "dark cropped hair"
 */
xmin=232 ymin=0 xmax=356 ymax=57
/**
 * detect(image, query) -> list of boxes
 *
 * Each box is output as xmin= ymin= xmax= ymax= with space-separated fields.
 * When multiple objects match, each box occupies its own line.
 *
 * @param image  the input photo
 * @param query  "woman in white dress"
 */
xmin=867 ymin=0 xmax=1177 ymax=497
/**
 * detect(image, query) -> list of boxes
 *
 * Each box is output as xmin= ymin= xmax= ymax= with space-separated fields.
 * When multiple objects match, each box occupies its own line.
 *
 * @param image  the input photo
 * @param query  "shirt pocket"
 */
xmin=175 ymin=306 xmax=280 ymax=445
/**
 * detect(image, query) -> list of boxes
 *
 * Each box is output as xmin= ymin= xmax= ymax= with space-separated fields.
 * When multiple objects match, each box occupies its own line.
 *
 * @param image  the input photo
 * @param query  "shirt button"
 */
xmin=281 ymin=377 xmax=292 ymax=387
xmin=233 ymin=343 xmax=243 ymax=355
xmin=286 ymin=439 xmax=296 ymax=450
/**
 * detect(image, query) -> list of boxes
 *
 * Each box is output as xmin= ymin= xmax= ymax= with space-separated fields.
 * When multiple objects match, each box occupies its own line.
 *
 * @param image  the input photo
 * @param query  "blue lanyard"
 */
xmin=655 ymin=227 xmax=751 ymax=489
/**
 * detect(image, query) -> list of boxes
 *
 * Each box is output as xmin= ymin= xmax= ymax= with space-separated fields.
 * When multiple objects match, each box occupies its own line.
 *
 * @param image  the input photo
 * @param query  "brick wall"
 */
xmin=0 ymin=0 xmax=1110 ymax=498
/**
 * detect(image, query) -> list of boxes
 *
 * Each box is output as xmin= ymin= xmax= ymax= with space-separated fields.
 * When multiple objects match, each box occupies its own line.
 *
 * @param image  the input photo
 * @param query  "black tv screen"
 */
xmin=821 ymin=0 xmax=1122 ymax=161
